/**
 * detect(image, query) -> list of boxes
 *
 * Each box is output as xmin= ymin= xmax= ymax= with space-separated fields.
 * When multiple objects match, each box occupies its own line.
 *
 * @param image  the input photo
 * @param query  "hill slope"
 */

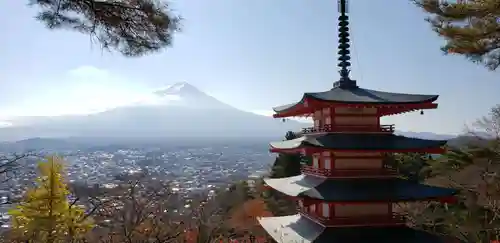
xmin=0 ymin=82 xmax=303 ymax=141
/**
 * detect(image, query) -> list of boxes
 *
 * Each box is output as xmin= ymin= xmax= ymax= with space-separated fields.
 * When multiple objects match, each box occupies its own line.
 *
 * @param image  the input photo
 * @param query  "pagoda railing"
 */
xmin=301 ymin=166 xmax=397 ymax=178
xmin=301 ymin=124 xmax=395 ymax=134
xmin=298 ymin=209 xmax=406 ymax=227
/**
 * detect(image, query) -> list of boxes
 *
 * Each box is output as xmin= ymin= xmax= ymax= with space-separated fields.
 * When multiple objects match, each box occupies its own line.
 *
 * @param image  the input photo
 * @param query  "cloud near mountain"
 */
xmin=0 ymin=82 xmax=303 ymax=141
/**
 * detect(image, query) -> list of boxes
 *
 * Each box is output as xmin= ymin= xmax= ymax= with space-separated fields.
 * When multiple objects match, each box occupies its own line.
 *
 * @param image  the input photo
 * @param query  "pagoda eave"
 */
xmin=272 ymin=96 xmax=315 ymax=118
xmin=273 ymin=90 xmax=440 ymax=118
xmin=258 ymin=214 xmax=459 ymax=243
xmin=273 ymin=107 xmax=312 ymax=118
xmin=263 ymin=175 xmax=458 ymax=203
xmin=261 ymin=184 xmax=457 ymax=204
xmin=379 ymin=102 xmax=438 ymax=116
xmin=269 ymin=147 xmax=446 ymax=154
xmin=273 ymin=101 xmax=438 ymax=119
xmin=262 ymin=181 xmax=458 ymax=204
xmin=269 ymin=133 xmax=448 ymax=155
xmin=283 ymin=194 xmax=458 ymax=204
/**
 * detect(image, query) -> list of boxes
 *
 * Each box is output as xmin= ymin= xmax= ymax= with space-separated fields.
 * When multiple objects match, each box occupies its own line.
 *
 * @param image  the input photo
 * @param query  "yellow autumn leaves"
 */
xmin=8 ymin=156 xmax=94 ymax=243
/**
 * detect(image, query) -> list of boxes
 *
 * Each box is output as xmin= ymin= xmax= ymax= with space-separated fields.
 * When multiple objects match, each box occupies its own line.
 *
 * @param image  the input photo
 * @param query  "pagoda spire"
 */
xmin=335 ymin=0 xmax=357 ymax=89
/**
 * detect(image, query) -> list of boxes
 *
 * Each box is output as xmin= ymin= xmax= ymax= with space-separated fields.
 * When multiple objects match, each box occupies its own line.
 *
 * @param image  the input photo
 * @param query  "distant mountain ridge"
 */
xmin=0 ymin=133 xmax=465 ymax=153
xmin=0 ymin=82 xmax=303 ymax=141
xmin=394 ymin=131 xmax=456 ymax=141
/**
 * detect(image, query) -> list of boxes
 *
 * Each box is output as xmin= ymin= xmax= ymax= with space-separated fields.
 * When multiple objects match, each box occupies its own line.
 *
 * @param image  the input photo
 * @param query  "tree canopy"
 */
xmin=396 ymin=103 xmax=500 ymax=242
xmin=414 ymin=0 xmax=500 ymax=70
xmin=8 ymin=156 xmax=93 ymax=243
xmin=32 ymin=0 xmax=180 ymax=57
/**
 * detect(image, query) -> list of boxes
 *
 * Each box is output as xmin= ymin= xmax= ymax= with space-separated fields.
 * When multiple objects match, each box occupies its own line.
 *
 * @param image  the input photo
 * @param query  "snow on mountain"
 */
xmin=130 ymin=82 xmax=233 ymax=109
xmin=153 ymin=82 xmax=202 ymax=96
xmin=0 ymin=82 xmax=302 ymax=141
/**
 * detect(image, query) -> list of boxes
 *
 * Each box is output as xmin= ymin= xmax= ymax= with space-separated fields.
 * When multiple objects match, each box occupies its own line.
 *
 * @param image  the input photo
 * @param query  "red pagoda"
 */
xmin=258 ymin=0 xmax=460 ymax=242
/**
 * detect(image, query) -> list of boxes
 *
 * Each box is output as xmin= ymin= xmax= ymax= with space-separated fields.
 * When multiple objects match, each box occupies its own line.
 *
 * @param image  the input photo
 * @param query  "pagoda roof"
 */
xmin=264 ymin=175 xmax=457 ymax=202
xmin=258 ymin=214 xmax=460 ymax=243
xmin=270 ymin=133 xmax=447 ymax=153
xmin=273 ymin=86 xmax=438 ymax=114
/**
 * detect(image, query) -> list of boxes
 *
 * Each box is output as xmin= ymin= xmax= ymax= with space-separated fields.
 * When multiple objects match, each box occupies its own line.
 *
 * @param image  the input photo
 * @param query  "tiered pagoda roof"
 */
xmin=273 ymin=86 xmax=439 ymax=117
xmin=269 ymin=133 xmax=447 ymax=153
xmin=264 ymin=175 xmax=457 ymax=202
xmin=257 ymin=0 xmax=461 ymax=242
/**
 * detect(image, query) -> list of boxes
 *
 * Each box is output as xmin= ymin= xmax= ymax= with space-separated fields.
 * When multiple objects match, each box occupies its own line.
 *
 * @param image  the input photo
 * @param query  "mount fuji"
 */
xmin=0 ymin=82 xmax=303 ymax=141
xmin=130 ymin=82 xmax=235 ymax=109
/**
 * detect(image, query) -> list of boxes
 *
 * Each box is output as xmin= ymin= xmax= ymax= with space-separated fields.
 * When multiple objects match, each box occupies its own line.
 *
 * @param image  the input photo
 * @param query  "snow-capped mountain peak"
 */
xmin=132 ymin=82 xmax=231 ymax=109
xmin=153 ymin=82 xmax=204 ymax=97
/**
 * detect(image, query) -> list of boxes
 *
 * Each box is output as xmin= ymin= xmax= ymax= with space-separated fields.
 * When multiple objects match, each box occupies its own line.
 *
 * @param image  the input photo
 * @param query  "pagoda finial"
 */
xmin=334 ymin=0 xmax=357 ymax=89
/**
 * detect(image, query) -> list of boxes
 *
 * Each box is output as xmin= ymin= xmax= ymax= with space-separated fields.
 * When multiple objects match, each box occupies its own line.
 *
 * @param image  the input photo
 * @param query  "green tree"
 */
xmin=9 ymin=156 xmax=93 ymax=243
xmin=384 ymin=152 xmax=433 ymax=182
xmin=32 ymin=0 xmax=180 ymax=57
xmin=269 ymin=131 xmax=302 ymax=179
xmin=264 ymin=131 xmax=301 ymax=216
xmin=414 ymin=0 xmax=500 ymax=70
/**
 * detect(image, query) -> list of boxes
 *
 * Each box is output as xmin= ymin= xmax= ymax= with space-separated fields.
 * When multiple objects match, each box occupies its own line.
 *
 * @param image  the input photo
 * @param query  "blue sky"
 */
xmin=1 ymin=0 xmax=499 ymax=134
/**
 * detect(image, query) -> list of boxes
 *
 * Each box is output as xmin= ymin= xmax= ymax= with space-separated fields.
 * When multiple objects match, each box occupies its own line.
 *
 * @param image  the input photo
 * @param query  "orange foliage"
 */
xmin=185 ymin=229 xmax=197 ymax=242
xmin=183 ymin=197 xmax=274 ymax=242
xmin=230 ymin=199 xmax=273 ymax=230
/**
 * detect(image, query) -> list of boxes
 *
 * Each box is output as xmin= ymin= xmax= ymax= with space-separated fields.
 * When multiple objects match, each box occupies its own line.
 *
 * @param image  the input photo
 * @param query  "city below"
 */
xmin=0 ymin=139 xmax=274 ymax=228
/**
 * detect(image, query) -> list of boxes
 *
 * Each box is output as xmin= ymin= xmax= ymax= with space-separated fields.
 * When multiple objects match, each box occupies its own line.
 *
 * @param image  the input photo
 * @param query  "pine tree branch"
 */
xmin=413 ymin=0 xmax=500 ymax=70
xmin=30 ymin=0 xmax=181 ymax=56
